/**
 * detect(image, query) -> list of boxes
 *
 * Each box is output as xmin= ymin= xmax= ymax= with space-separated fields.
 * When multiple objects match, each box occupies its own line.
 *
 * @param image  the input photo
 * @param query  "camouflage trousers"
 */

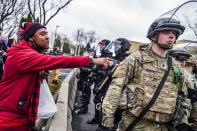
xmin=189 ymin=102 xmax=197 ymax=128
xmin=118 ymin=110 xmax=172 ymax=131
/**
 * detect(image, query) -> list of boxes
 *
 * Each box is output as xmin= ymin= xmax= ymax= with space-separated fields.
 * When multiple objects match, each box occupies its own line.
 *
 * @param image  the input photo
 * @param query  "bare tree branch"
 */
xmin=45 ymin=0 xmax=73 ymax=25
xmin=26 ymin=0 xmax=73 ymax=26
xmin=42 ymin=0 xmax=47 ymax=24
xmin=0 ymin=0 xmax=28 ymax=38
xmin=0 ymin=0 xmax=17 ymax=23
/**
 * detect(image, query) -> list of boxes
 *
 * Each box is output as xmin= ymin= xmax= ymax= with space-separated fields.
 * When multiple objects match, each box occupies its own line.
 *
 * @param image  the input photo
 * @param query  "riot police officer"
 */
xmin=95 ymin=39 xmax=111 ymax=57
xmin=75 ymin=39 xmax=111 ymax=114
xmin=75 ymin=48 xmax=96 ymax=114
xmin=88 ymin=38 xmax=131 ymax=126
xmin=170 ymin=48 xmax=197 ymax=128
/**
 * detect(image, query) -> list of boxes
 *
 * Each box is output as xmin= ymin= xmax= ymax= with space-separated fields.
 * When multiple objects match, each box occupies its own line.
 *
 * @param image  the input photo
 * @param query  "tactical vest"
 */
xmin=119 ymin=49 xmax=181 ymax=123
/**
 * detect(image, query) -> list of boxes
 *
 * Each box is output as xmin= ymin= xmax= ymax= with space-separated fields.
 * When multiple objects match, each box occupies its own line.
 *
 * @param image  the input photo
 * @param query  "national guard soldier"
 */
xmin=170 ymin=49 xmax=197 ymax=129
xmin=100 ymin=17 xmax=193 ymax=131
xmin=187 ymin=57 xmax=197 ymax=128
xmin=169 ymin=48 xmax=191 ymax=68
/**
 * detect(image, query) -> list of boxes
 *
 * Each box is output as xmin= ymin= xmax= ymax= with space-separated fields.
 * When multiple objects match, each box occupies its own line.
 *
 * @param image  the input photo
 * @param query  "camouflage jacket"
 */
xmin=102 ymin=48 xmax=191 ymax=127
xmin=183 ymin=69 xmax=197 ymax=127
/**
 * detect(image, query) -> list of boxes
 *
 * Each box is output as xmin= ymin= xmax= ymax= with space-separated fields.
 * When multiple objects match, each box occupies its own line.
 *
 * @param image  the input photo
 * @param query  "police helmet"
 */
xmin=99 ymin=39 xmax=111 ymax=45
xmin=114 ymin=38 xmax=131 ymax=55
xmin=98 ymin=39 xmax=110 ymax=51
xmin=116 ymin=38 xmax=131 ymax=51
xmin=96 ymin=39 xmax=111 ymax=57
xmin=147 ymin=17 xmax=185 ymax=41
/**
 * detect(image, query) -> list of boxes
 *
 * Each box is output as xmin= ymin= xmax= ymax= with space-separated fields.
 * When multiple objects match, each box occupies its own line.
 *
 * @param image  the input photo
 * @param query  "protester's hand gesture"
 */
xmin=92 ymin=58 xmax=113 ymax=69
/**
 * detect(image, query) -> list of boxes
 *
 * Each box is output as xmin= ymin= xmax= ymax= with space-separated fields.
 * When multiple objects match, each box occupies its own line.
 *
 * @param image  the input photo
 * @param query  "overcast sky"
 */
xmin=48 ymin=0 xmax=189 ymax=46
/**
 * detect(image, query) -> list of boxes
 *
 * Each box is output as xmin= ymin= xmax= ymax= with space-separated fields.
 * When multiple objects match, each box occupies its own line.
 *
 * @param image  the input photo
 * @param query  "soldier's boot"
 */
xmin=87 ymin=104 xmax=100 ymax=124
xmin=75 ymin=106 xmax=88 ymax=114
xmin=87 ymin=117 xmax=99 ymax=124
xmin=75 ymin=98 xmax=89 ymax=114
xmin=81 ymin=91 xmax=91 ymax=104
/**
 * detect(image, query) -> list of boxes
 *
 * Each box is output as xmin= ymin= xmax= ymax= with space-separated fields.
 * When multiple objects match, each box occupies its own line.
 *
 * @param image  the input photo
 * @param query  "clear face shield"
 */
xmin=95 ymin=42 xmax=106 ymax=57
xmin=160 ymin=1 xmax=197 ymax=41
xmin=104 ymin=40 xmax=122 ymax=57
xmin=160 ymin=1 xmax=197 ymax=54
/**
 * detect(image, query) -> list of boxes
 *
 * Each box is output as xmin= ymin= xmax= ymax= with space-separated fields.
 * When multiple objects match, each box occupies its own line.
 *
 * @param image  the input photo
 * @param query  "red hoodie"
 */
xmin=0 ymin=40 xmax=90 ymax=124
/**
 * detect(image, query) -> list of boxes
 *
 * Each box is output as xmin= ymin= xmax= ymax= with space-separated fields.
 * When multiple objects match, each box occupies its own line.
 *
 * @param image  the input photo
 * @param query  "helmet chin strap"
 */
xmin=153 ymin=33 xmax=173 ymax=50
xmin=156 ymin=42 xmax=173 ymax=50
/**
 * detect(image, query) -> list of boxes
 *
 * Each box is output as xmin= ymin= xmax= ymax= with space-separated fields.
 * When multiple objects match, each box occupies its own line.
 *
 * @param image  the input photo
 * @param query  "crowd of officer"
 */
xmin=75 ymin=17 xmax=197 ymax=131
xmin=75 ymin=38 xmax=132 ymax=127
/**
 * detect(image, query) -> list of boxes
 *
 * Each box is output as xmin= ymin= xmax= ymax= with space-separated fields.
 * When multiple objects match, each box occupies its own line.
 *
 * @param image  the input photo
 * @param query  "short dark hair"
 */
xmin=0 ymin=27 xmax=2 ymax=31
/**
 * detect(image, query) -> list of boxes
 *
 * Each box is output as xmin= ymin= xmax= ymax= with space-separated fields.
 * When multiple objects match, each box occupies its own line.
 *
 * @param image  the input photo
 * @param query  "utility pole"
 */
xmin=53 ymin=25 xmax=59 ymax=51
xmin=75 ymin=30 xmax=80 ymax=56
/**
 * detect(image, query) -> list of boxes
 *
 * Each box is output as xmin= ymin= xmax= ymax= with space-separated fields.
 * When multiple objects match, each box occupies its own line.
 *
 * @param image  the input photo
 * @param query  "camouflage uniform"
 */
xmin=184 ymin=69 xmax=197 ymax=128
xmin=185 ymin=57 xmax=197 ymax=128
xmin=102 ymin=48 xmax=191 ymax=131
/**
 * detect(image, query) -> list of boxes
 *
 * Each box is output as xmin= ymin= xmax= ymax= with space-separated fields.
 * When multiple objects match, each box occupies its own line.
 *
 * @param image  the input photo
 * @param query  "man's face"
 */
xmin=98 ymin=42 xmax=106 ymax=51
xmin=157 ymin=30 xmax=176 ymax=48
xmin=176 ymin=55 xmax=188 ymax=67
xmin=30 ymin=28 xmax=49 ymax=49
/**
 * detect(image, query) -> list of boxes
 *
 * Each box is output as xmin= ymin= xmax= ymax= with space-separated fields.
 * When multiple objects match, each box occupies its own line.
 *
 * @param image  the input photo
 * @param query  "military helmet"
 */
xmin=147 ymin=17 xmax=185 ymax=40
xmin=169 ymin=49 xmax=191 ymax=58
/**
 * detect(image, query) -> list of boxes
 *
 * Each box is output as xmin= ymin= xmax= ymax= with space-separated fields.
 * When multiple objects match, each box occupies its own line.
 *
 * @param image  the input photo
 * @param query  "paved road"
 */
xmin=72 ymin=87 xmax=98 ymax=131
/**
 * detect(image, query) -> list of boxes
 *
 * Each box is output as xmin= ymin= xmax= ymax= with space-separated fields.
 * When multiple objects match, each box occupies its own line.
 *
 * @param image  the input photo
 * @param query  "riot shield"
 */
xmin=160 ymin=1 xmax=197 ymax=55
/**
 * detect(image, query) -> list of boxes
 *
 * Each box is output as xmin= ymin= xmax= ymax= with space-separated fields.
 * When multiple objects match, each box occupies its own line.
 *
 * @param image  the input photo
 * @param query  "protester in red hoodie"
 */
xmin=0 ymin=22 xmax=110 ymax=131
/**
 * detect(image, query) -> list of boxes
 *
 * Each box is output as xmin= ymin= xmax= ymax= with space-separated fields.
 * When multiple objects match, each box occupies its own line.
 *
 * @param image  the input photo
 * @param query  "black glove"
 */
xmin=96 ymin=124 xmax=114 ymax=131
xmin=98 ymin=70 xmax=107 ymax=77
xmin=176 ymin=123 xmax=197 ymax=131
